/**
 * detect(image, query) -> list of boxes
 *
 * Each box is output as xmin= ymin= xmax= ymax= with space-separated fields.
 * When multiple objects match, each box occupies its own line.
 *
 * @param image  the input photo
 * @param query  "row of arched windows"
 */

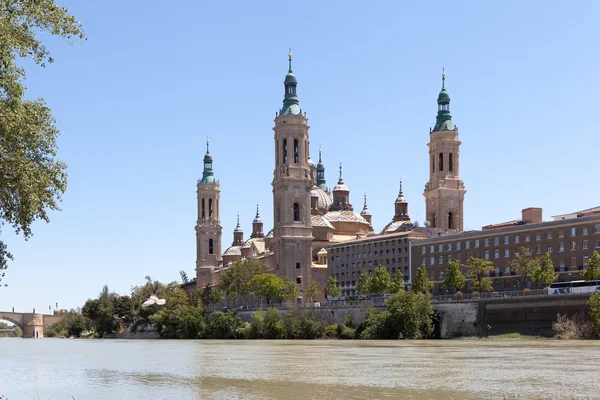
xmin=281 ymin=139 xmax=300 ymax=164
xmin=201 ymin=198 xmax=214 ymax=218
xmin=431 ymin=212 xmax=455 ymax=230
xmin=432 ymin=152 xmax=454 ymax=173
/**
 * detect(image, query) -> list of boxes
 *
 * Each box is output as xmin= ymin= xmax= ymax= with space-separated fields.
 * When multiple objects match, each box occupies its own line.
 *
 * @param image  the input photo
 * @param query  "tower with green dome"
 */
xmin=195 ymin=139 xmax=223 ymax=286
xmin=272 ymin=50 xmax=314 ymax=295
xmin=423 ymin=70 xmax=466 ymax=232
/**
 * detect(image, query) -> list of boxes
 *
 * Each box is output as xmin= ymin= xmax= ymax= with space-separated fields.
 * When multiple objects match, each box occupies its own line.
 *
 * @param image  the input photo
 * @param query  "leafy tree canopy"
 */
xmin=412 ymin=265 xmax=433 ymax=294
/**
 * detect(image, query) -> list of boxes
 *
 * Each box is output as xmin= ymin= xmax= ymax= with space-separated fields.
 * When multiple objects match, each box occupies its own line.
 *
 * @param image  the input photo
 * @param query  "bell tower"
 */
xmin=195 ymin=140 xmax=222 ymax=284
xmin=424 ymin=70 xmax=466 ymax=232
xmin=272 ymin=51 xmax=313 ymax=295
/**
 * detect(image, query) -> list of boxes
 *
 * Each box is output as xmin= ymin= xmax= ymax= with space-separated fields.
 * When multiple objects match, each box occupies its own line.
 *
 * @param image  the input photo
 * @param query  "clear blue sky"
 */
xmin=2 ymin=0 xmax=599 ymax=313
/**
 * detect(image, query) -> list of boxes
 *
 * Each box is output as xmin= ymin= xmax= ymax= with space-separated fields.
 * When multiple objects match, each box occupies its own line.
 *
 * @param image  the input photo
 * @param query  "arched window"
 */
xmin=439 ymin=153 xmax=444 ymax=172
xmin=448 ymin=212 xmax=454 ymax=230
xmin=293 ymin=203 xmax=300 ymax=221
xmin=283 ymin=139 xmax=288 ymax=164
xmin=293 ymin=139 xmax=299 ymax=164
xmin=201 ymin=198 xmax=205 ymax=218
xmin=208 ymin=198 xmax=213 ymax=217
xmin=209 ymin=239 xmax=214 ymax=254
xmin=432 ymin=154 xmax=435 ymax=173
xmin=449 ymin=153 xmax=453 ymax=172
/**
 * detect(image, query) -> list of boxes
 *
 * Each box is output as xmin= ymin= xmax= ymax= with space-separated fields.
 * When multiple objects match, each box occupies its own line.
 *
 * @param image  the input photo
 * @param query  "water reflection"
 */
xmin=0 ymin=338 xmax=599 ymax=399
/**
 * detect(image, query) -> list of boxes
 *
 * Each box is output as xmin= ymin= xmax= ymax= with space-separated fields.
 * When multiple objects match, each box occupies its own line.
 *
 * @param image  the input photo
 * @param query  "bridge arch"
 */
xmin=0 ymin=314 xmax=23 ymax=330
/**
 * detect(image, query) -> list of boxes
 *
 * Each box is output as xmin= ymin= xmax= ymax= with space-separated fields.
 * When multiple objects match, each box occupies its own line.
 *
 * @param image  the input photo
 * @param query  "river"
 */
xmin=0 ymin=338 xmax=599 ymax=399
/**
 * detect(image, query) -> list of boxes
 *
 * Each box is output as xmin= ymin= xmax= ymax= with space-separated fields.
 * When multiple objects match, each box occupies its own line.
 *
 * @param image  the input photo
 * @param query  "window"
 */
xmin=525 ymin=235 xmax=530 ymax=242
xmin=547 ymin=232 xmax=552 ymax=240
xmin=536 ymin=233 xmax=541 ymax=241
xmin=584 ymin=256 xmax=589 ymax=268
xmin=583 ymin=227 xmax=589 ymax=235
xmin=494 ymin=250 xmax=499 ymax=259
xmin=296 ymin=262 xmax=300 ymax=269
xmin=430 ymin=245 xmax=434 ymax=253
xmin=475 ymin=240 xmax=480 ymax=248
xmin=296 ymin=277 xmax=302 ymax=284
xmin=504 ymin=249 xmax=510 ymax=258
xmin=494 ymin=237 xmax=499 ymax=246
xmin=439 ymin=152 xmax=444 ymax=171
xmin=583 ymin=240 xmax=589 ymax=250
xmin=448 ymin=255 xmax=452 ymax=262
xmin=208 ymin=198 xmax=213 ymax=217
xmin=293 ymin=203 xmax=300 ymax=221
xmin=547 ymin=246 xmax=553 ymax=254
xmin=484 ymin=251 xmax=490 ymax=260
xmin=293 ymin=139 xmax=299 ymax=163
xmin=559 ymin=261 xmax=565 ymax=272
xmin=504 ymin=235 xmax=509 ymax=245
xmin=430 ymin=256 xmax=435 ymax=265
xmin=571 ymin=227 xmax=576 ymax=236
xmin=559 ymin=229 xmax=564 ymax=238
xmin=201 ymin=198 xmax=205 ymax=218
xmin=465 ymin=241 xmax=470 ymax=249
xmin=282 ymin=139 xmax=288 ymax=163
xmin=421 ymin=246 xmax=426 ymax=254
xmin=536 ymin=245 xmax=541 ymax=254
xmin=484 ymin=238 xmax=489 ymax=247
xmin=515 ymin=235 xmax=520 ymax=244
xmin=571 ymin=257 xmax=577 ymax=268
xmin=439 ymin=256 xmax=444 ymax=265
xmin=438 ymin=244 xmax=443 ymax=252
xmin=559 ymin=242 xmax=564 ymax=252
xmin=571 ymin=241 xmax=577 ymax=251
xmin=504 ymin=266 xmax=511 ymax=274
xmin=421 ymin=258 xmax=426 ymax=266
xmin=208 ymin=239 xmax=214 ymax=254
xmin=596 ymin=240 xmax=600 ymax=248
xmin=596 ymin=225 xmax=600 ymax=234
xmin=449 ymin=153 xmax=453 ymax=172
xmin=457 ymin=242 xmax=461 ymax=250
xmin=447 ymin=243 xmax=452 ymax=251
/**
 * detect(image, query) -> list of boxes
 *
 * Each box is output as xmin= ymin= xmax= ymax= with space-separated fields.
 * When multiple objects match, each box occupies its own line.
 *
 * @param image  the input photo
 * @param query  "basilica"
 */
xmin=190 ymin=53 xmax=466 ymax=300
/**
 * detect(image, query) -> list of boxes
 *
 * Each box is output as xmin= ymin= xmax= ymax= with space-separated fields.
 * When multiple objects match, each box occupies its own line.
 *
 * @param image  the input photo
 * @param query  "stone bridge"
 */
xmin=0 ymin=311 xmax=61 ymax=338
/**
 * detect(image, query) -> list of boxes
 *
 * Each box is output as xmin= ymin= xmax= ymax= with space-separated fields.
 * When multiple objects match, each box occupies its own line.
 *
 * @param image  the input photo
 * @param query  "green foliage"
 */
xmin=81 ymin=285 xmax=131 ymax=337
xmin=324 ymin=274 xmax=342 ymax=298
xmin=305 ymin=280 xmax=321 ymax=302
xmin=532 ymin=252 xmax=557 ymax=287
xmin=46 ymin=310 xmax=91 ymax=338
xmin=298 ymin=311 xmax=325 ymax=339
xmin=443 ymin=261 xmax=465 ymax=293
xmin=511 ymin=247 xmax=539 ymax=288
xmin=389 ymin=272 xmax=405 ymax=294
xmin=369 ymin=265 xmax=391 ymax=295
xmin=324 ymin=324 xmax=339 ymax=338
xmin=465 ymin=257 xmax=494 ymax=292
xmin=193 ymin=284 xmax=224 ymax=308
xmin=412 ymin=264 xmax=433 ymax=294
xmin=0 ymin=321 xmax=21 ymax=337
xmin=357 ymin=290 xmax=435 ymax=339
xmin=588 ymin=293 xmax=600 ymax=337
xmin=148 ymin=283 xmax=205 ymax=339
xmin=583 ymin=251 xmax=600 ymax=282
xmin=247 ymin=310 xmax=264 ymax=339
xmin=250 ymin=273 xmax=286 ymax=300
xmin=281 ymin=278 xmax=300 ymax=301
xmin=129 ymin=277 xmax=167 ymax=332
xmin=356 ymin=273 xmax=371 ymax=295
xmin=207 ymin=310 xmax=246 ymax=339
xmin=218 ymin=259 xmax=267 ymax=301
xmin=0 ymin=0 xmax=85 ymax=285
xmin=263 ymin=308 xmax=286 ymax=339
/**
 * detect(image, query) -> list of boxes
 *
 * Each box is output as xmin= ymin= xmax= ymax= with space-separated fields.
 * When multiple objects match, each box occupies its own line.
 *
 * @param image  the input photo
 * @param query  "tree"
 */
xmin=465 ymin=257 xmax=494 ymax=292
xmin=389 ymin=272 xmax=405 ymax=294
xmin=250 ymin=273 xmax=286 ymax=301
xmin=369 ymin=265 xmax=391 ymax=295
xmin=193 ymin=284 xmax=223 ymax=308
xmin=218 ymin=259 xmax=267 ymax=301
xmin=583 ymin=251 xmax=600 ymax=282
xmin=532 ymin=252 xmax=557 ymax=287
xmin=0 ymin=0 xmax=85 ymax=286
xmin=149 ymin=283 xmax=206 ymax=339
xmin=324 ymin=275 xmax=341 ymax=298
xmin=305 ymin=280 xmax=321 ymax=302
xmin=281 ymin=278 xmax=299 ymax=301
xmin=511 ymin=247 xmax=539 ymax=289
xmin=588 ymin=293 xmax=600 ymax=337
xmin=356 ymin=273 xmax=372 ymax=295
xmin=412 ymin=265 xmax=433 ymax=294
xmin=443 ymin=261 xmax=465 ymax=294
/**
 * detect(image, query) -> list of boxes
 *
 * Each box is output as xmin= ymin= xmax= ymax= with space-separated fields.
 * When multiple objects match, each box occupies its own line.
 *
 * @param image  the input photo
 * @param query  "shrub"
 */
xmin=339 ymin=326 xmax=356 ymax=339
xmin=324 ymin=324 xmax=339 ymax=339
xmin=552 ymin=313 xmax=593 ymax=339
xmin=298 ymin=312 xmax=325 ymax=339
xmin=264 ymin=308 xmax=286 ymax=339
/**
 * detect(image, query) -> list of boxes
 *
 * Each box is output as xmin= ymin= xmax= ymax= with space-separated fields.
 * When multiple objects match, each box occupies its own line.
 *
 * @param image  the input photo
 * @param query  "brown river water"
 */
xmin=0 ymin=338 xmax=599 ymax=399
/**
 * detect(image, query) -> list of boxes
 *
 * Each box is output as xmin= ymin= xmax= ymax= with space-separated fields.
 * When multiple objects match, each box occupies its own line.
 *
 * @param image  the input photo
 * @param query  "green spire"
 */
xmin=433 ymin=68 xmax=455 ymax=132
xmin=316 ymin=147 xmax=327 ymax=191
xmin=200 ymin=138 xmax=216 ymax=184
xmin=281 ymin=49 xmax=300 ymax=116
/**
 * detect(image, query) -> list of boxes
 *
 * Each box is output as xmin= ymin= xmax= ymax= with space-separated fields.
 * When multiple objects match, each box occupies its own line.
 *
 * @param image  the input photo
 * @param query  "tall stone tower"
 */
xmin=424 ymin=71 xmax=466 ymax=232
xmin=196 ymin=140 xmax=222 ymax=284
xmin=272 ymin=51 xmax=313 ymax=295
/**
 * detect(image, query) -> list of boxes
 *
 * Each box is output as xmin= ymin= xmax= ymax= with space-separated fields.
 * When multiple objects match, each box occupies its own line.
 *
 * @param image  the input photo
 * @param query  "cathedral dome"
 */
xmin=381 ymin=220 xmax=414 ymax=234
xmin=311 ymin=186 xmax=332 ymax=211
xmin=437 ymin=88 xmax=450 ymax=104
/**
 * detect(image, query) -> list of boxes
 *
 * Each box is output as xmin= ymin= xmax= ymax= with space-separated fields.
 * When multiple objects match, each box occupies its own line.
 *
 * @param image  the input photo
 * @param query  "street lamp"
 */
xmin=569 ymin=273 xmax=573 ymax=293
